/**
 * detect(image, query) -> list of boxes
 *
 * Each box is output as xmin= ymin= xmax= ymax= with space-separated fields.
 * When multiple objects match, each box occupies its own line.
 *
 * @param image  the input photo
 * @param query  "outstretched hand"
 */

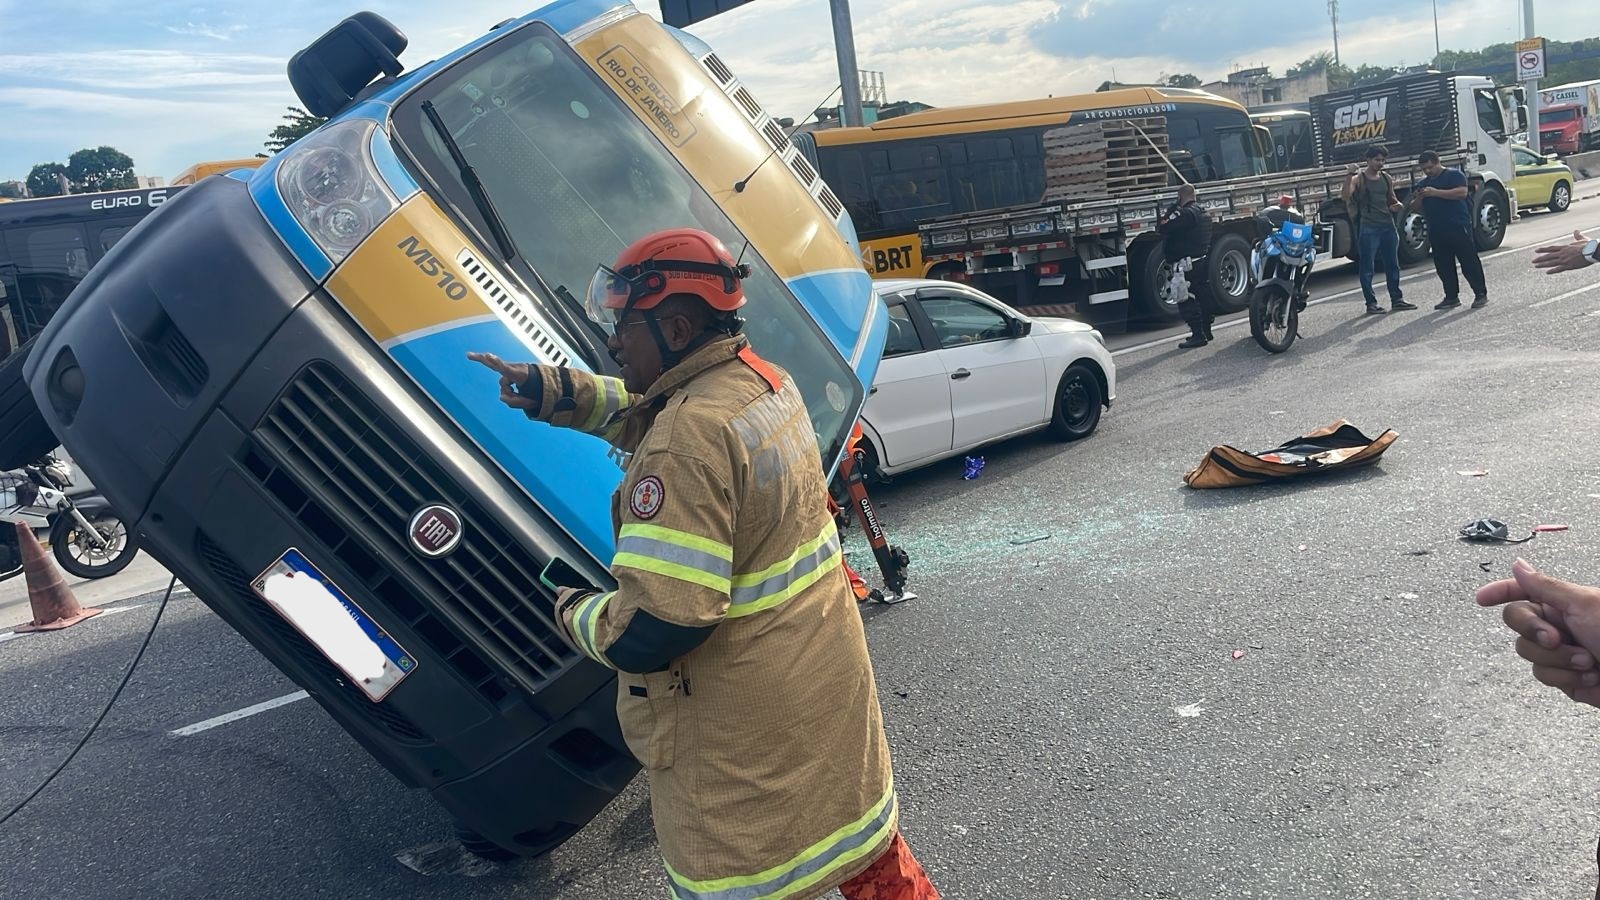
xmin=1477 ymin=559 xmax=1600 ymax=706
xmin=1532 ymin=230 xmax=1594 ymax=275
xmin=466 ymin=352 xmax=537 ymax=412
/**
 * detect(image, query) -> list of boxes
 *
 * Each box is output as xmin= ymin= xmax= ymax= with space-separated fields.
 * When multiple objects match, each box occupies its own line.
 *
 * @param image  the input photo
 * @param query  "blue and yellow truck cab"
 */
xmin=24 ymin=2 xmax=886 ymax=857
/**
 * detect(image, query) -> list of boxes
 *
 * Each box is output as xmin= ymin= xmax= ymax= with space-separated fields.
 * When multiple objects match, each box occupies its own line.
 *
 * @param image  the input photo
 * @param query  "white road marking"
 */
xmin=1528 ymin=280 xmax=1600 ymax=309
xmin=1111 ymin=224 xmax=1599 ymax=358
xmin=95 ymin=602 xmax=153 ymax=619
xmin=170 ymin=690 xmax=310 ymax=737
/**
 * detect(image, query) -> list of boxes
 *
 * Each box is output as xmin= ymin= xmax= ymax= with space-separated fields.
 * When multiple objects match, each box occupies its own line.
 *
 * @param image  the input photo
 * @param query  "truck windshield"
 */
xmin=391 ymin=22 xmax=863 ymax=466
xmin=1542 ymin=108 xmax=1580 ymax=123
xmin=1475 ymin=89 xmax=1508 ymax=139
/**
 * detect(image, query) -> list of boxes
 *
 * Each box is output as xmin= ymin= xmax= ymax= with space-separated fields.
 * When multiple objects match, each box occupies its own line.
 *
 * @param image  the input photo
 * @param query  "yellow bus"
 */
xmin=794 ymin=87 xmax=1267 ymax=280
xmin=169 ymin=157 xmax=266 ymax=186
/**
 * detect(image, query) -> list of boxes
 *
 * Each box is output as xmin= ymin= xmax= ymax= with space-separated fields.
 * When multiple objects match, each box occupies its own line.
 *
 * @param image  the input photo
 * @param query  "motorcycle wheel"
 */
xmin=1249 ymin=286 xmax=1298 ymax=354
xmin=50 ymin=511 xmax=139 ymax=579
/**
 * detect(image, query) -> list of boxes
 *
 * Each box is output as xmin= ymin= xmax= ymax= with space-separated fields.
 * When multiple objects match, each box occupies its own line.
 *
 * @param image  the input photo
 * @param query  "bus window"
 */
xmin=1218 ymin=128 xmax=1264 ymax=178
xmin=817 ymin=148 xmax=879 ymax=232
xmin=93 ymin=223 xmax=137 ymax=256
xmin=2 ymin=224 xmax=90 ymax=342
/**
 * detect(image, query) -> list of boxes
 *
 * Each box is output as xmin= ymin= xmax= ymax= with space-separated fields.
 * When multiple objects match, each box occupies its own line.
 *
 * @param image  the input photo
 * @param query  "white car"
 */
xmin=857 ymin=279 xmax=1116 ymax=478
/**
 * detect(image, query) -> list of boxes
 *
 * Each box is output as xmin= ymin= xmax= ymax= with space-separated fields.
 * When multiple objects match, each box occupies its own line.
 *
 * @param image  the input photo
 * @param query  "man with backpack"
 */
xmin=1344 ymin=145 xmax=1417 ymax=315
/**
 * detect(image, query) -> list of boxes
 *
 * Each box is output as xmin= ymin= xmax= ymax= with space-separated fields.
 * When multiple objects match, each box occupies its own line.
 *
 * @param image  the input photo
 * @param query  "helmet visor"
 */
xmin=584 ymin=264 xmax=634 ymax=331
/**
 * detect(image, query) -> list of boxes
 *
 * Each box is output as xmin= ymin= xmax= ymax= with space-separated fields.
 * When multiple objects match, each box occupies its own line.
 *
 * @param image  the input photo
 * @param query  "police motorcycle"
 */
xmin=1248 ymin=196 xmax=1318 ymax=354
xmin=0 ymin=454 xmax=139 ymax=580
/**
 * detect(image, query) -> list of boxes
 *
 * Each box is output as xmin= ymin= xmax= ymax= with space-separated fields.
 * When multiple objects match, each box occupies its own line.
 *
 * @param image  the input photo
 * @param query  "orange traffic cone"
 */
xmin=13 ymin=521 xmax=100 ymax=632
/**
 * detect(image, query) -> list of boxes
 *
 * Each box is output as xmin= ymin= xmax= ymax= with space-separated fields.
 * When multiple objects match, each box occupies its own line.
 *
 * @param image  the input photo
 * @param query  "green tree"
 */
xmin=67 ymin=146 xmax=137 ymax=193
xmin=1164 ymin=73 xmax=1203 ymax=88
xmin=1349 ymin=63 xmax=1402 ymax=87
xmin=25 ymin=163 xmax=69 ymax=198
xmin=0 ymin=182 xmax=23 ymax=199
xmin=1286 ymin=51 xmax=1353 ymax=89
xmin=261 ymin=106 xmax=328 ymax=155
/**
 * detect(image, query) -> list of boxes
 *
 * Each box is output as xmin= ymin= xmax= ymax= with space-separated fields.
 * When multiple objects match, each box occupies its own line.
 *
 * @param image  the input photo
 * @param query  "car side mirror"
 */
xmin=1010 ymin=318 xmax=1032 ymax=337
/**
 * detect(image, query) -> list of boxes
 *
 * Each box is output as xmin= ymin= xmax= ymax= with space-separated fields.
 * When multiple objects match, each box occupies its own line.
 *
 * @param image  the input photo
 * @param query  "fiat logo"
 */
xmin=408 ymin=505 xmax=463 ymax=558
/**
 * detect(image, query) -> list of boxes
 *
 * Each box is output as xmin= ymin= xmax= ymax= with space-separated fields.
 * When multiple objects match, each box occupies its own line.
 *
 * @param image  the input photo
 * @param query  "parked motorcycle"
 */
xmin=0 ymin=455 xmax=139 ymax=579
xmin=1248 ymin=198 xmax=1317 ymax=354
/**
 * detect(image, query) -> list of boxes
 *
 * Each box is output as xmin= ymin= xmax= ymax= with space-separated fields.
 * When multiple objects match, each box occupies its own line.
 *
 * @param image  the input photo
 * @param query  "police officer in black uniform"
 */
xmin=1157 ymin=183 xmax=1213 ymax=349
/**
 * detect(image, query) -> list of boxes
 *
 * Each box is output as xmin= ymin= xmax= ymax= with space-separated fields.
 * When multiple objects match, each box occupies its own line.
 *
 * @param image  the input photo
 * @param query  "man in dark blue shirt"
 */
xmin=1410 ymin=151 xmax=1487 ymax=309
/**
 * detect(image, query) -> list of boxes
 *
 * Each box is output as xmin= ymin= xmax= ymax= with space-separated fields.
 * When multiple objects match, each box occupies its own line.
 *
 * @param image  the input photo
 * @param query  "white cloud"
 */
xmin=0 ymin=49 xmax=281 ymax=90
xmin=165 ymin=22 xmax=247 ymax=41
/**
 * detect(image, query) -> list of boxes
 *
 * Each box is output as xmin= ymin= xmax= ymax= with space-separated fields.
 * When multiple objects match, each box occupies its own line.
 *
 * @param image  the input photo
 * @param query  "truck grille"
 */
xmin=245 ymin=362 xmax=579 ymax=703
xmin=195 ymin=531 xmax=428 ymax=743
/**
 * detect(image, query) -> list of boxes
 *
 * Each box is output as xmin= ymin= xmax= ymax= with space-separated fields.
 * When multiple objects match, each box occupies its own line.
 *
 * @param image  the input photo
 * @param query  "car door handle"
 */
xmin=950 ymin=369 xmax=971 ymax=380
xmin=868 ymin=387 xmax=878 ymax=396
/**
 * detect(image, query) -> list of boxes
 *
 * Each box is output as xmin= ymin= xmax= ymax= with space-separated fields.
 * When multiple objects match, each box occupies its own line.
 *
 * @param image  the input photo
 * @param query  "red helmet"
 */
xmin=585 ymin=228 xmax=749 ymax=329
xmin=1277 ymin=194 xmax=1295 ymax=207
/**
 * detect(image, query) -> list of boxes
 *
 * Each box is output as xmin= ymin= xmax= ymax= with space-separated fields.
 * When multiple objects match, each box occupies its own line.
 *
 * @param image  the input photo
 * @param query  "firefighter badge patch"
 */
xmin=630 ymin=476 xmax=664 ymax=519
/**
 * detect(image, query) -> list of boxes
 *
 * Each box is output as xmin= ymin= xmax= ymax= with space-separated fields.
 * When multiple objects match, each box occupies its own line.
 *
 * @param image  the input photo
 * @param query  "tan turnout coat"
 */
xmin=528 ymin=335 xmax=896 ymax=900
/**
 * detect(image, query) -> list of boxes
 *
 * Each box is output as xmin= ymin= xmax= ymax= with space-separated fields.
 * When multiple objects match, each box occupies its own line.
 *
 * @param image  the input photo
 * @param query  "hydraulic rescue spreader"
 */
xmin=828 ymin=424 xmax=914 ymax=605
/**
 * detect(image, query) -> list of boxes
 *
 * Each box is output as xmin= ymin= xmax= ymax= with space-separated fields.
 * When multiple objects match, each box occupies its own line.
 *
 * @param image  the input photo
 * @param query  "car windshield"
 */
xmin=391 ymin=22 xmax=862 ymax=467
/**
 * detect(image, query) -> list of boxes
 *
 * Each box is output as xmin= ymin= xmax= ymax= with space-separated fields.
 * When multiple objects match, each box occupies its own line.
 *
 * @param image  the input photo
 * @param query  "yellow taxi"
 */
xmin=1513 ymin=143 xmax=1575 ymax=213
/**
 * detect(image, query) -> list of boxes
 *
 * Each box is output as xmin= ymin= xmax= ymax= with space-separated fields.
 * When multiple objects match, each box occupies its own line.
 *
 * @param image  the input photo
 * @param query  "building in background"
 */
xmin=1202 ymin=67 xmax=1329 ymax=111
xmin=135 ymin=175 xmax=166 ymax=189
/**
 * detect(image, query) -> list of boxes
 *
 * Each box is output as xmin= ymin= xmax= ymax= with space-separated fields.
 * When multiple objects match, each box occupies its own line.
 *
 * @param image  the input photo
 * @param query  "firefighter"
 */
xmin=1157 ymin=183 xmax=1214 ymax=349
xmin=468 ymin=228 xmax=939 ymax=900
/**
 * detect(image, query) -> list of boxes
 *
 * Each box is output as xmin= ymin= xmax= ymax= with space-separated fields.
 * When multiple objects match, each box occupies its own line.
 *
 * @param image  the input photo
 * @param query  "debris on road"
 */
xmin=1534 ymin=524 xmax=1570 ymax=533
xmin=962 ymin=456 xmax=985 ymax=481
xmin=1478 ymin=562 xmax=1493 ymax=572
xmin=1009 ymin=534 xmax=1051 ymax=546
xmin=1457 ymin=470 xmax=1489 ymax=477
xmin=1459 ymin=518 xmax=1534 ymax=544
xmin=1398 ymin=592 xmax=1420 ymax=600
xmin=1407 ymin=549 xmax=1432 ymax=556
xmin=394 ymin=841 xmax=501 ymax=877
xmin=1183 ymin=420 xmax=1398 ymax=489
xmin=1173 ymin=701 xmax=1206 ymax=718
xmin=1232 ymin=649 xmax=1245 ymax=660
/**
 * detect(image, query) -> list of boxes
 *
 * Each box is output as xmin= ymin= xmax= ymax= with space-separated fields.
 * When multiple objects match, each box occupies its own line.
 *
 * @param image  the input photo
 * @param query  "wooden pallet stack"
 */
xmin=1043 ymin=116 xmax=1171 ymax=202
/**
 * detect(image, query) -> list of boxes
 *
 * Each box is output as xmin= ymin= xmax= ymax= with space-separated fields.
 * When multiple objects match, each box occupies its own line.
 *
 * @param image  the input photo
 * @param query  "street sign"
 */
xmin=1516 ymin=37 xmax=1547 ymax=80
xmin=661 ymin=0 xmax=757 ymax=27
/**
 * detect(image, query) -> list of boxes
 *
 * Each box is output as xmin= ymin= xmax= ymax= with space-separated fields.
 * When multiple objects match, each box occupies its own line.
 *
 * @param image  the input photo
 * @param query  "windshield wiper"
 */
xmin=420 ymin=100 xmax=518 ymax=262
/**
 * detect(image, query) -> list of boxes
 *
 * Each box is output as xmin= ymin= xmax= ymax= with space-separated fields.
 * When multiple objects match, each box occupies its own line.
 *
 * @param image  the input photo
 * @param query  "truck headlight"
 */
xmin=276 ymin=120 xmax=399 ymax=264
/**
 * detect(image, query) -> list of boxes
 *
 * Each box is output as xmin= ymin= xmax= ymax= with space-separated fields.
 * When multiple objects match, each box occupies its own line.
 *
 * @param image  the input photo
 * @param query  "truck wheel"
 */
xmin=1134 ymin=248 xmax=1184 ymax=325
xmin=1472 ymin=185 xmax=1509 ymax=251
xmin=1549 ymin=181 xmax=1572 ymax=213
xmin=1397 ymin=212 xmax=1431 ymax=264
xmin=1205 ymin=234 xmax=1252 ymax=313
xmin=0 ymin=338 xmax=59 ymax=471
xmin=927 ymin=262 xmax=963 ymax=282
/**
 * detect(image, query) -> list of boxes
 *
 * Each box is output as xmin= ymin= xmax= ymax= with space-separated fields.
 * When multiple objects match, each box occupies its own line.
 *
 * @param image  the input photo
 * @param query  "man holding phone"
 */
xmin=1410 ymin=150 xmax=1488 ymax=309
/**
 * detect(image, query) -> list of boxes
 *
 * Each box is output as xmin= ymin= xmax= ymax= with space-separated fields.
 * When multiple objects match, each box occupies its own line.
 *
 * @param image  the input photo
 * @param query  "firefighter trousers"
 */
xmin=839 ymin=832 xmax=940 ymax=900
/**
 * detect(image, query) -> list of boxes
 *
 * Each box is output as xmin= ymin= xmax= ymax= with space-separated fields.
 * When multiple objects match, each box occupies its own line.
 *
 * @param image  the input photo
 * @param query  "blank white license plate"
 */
xmin=251 ymin=548 xmax=416 ymax=701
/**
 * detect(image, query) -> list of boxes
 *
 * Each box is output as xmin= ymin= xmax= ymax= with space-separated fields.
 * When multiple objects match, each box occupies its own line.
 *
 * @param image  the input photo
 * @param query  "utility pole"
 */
xmin=1524 ymin=0 xmax=1540 ymax=155
xmin=1431 ymin=0 xmax=1440 ymax=62
xmin=829 ymin=0 xmax=864 ymax=127
xmin=1327 ymin=0 xmax=1340 ymax=66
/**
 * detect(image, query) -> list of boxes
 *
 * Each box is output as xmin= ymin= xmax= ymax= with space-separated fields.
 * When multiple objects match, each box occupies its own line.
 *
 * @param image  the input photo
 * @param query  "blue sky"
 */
xmin=0 ymin=0 xmax=1590 ymax=184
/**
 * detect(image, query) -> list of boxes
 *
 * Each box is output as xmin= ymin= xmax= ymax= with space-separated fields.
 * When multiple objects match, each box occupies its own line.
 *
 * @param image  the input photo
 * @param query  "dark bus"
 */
xmin=0 ymin=186 xmax=181 ymax=358
xmin=1251 ymin=110 xmax=1317 ymax=173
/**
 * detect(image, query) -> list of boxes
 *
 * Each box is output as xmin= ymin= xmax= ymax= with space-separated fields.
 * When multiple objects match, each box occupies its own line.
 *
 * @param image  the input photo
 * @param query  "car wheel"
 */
xmin=1549 ymin=181 xmax=1572 ymax=213
xmin=1048 ymin=362 xmax=1103 ymax=441
xmin=854 ymin=434 xmax=884 ymax=482
xmin=1205 ymin=233 xmax=1252 ymax=313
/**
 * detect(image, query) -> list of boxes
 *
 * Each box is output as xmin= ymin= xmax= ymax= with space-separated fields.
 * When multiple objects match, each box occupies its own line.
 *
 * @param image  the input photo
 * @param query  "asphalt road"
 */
xmin=6 ymin=203 xmax=1600 ymax=899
